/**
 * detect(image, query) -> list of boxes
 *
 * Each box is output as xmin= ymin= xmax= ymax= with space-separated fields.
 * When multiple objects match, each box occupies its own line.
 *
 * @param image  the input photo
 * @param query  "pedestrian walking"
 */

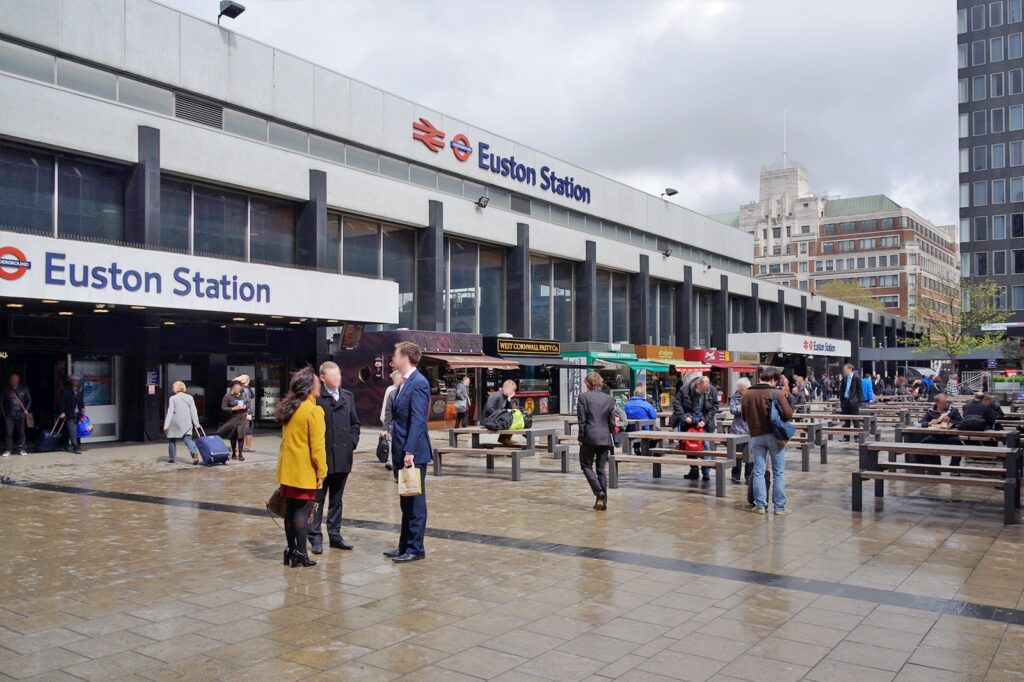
xmin=57 ymin=376 xmax=85 ymax=454
xmin=741 ymin=366 xmax=794 ymax=515
xmin=577 ymin=372 xmax=616 ymax=511
xmin=236 ymin=374 xmax=256 ymax=453
xmin=2 ymin=372 xmax=32 ymax=457
xmin=379 ymin=370 xmax=403 ymax=471
xmin=163 ymin=381 xmax=200 ymax=465
xmin=275 ymin=367 xmax=327 ymax=568
xmin=308 ymin=361 xmax=360 ymax=554
xmin=454 ymin=375 xmax=471 ymax=428
xmin=219 ymin=380 xmax=250 ymax=461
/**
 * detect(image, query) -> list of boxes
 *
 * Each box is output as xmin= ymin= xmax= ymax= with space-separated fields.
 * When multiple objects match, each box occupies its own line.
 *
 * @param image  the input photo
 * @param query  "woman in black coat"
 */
xmin=218 ymin=380 xmax=250 ymax=460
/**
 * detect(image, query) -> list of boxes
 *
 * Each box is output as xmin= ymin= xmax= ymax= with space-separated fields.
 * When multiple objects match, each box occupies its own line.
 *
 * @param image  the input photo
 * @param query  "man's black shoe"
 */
xmin=330 ymin=538 xmax=354 ymax=550
xmin=684 ymin=469 xmax=699 ymax=480
xmin=383 ymin=549 xmax=403 ymax=558
xmin=310 ymin=543 xmax=323 ymax=555
xmin=392 ymin=553 xmax=425 ymax=563
xmin=701 ymin=470 xmax=710 ymax=481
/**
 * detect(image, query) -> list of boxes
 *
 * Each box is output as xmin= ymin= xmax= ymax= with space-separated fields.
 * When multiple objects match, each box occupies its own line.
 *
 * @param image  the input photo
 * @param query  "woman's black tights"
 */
xmin=284 ymin=499 xmax=313 ymax=556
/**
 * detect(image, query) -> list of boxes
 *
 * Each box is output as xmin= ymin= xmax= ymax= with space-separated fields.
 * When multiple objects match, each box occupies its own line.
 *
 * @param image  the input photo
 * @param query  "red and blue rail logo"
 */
xmin=412 ymin=117 xmax=445 ymax=153
xmin=0 ymin=246 xmax=30 ymax=281
xmin=450 ymin=133 xmax=472 ymax=162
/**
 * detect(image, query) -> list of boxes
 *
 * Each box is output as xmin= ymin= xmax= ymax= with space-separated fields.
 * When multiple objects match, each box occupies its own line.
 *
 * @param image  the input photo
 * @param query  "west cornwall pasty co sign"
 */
xmin=0 ymin=233 xmax=398 ymax=322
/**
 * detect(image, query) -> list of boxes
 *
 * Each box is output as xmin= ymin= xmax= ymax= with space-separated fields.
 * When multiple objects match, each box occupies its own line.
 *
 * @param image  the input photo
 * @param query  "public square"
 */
xmin=2 ymin=423 xmax=1023 ymax=681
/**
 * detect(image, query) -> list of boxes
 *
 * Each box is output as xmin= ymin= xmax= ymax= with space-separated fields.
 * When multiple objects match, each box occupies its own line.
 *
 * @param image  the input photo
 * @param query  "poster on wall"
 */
xmin=560 ymin=357 xmax=586 ymax=414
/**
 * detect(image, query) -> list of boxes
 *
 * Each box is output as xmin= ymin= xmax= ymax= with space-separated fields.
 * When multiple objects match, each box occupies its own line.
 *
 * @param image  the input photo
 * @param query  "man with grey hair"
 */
xmin=729 ymin=377 xmax=752 ymax=483
xmin=674 ymin=374 xmax=718 ymax=481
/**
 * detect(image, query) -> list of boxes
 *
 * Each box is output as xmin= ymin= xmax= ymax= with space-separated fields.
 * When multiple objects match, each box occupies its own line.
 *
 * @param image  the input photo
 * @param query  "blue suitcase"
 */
xmin=36 ymin=419 xmax=65 ymax=453
xmin=195 ymin=427 xmax=230 ymax=466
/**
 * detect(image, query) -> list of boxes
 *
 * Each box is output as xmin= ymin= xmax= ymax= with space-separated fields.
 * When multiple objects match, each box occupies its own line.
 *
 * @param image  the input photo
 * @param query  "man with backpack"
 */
xmin=741 ymin=366 xmax=794 ymax=515
xmin=483 ymin=380 xmax=518 ymax=446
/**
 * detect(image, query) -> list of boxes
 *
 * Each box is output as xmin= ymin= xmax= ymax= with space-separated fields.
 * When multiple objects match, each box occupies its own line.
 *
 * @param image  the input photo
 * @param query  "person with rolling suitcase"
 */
xmin=195 ymin=425 xmax=231 ymax=465
xmin=163 ymin=381 xmax=201 ymax=465
xmin=57 ymin=376 xmax=85 ymax=454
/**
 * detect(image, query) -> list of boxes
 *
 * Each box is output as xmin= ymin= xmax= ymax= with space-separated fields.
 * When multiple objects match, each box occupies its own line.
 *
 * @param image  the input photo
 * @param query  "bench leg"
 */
xmin=875 ymin=476 xmax=884 ymax=498
xmin=486 ymin=455 xmax=494 ymax=471
xmin=449 ymin=431 xmax=457 ymax=447
xmin=820 ymin=441 xmax=828 ymax=464
xmin=801 ymin=443 xmax=809 ymax=472
xmin=434 ymin=453 xmax=442 ymax=477
xmin=561 ymin=448 xmax=569 ymax=474
xmin=852 ymin=472 xmax=863 ymax=511
xmin=512 ymin=453 xmax=521 ymax=482
xmin=715 ymin=462 xmax=725 ymax=497
xmin=653 ymin=463 xmax=661 ymax=479
xmin=609 ymin=457 xmax=619 ymax=489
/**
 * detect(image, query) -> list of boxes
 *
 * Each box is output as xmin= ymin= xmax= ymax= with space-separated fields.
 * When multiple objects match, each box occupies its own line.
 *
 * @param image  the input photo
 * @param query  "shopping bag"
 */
xmin=76 ymin=414 xmax=94 ymax=437
xmin=376 ymin=435 xmax=390 ymax=463
xmin=509 ymin=409 xmax=526 ymax=431
xmin=398 ymin=466 xmax=422 ymax=497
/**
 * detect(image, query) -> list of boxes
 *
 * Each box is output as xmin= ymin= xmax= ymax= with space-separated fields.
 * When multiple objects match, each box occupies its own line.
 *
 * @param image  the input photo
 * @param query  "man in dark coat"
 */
xmin=58 ymin=376 xmax=85 ymax=454
xmin=838 ymin=363 xmax=862 ymax=439
xmin=673 ymin=375 xmax=717 ymax=480
xmin=483 ymin=380 xmax=517 ymax=445
xmin=915 ymin=393 xmax=963 ymax=465
xmin=309 ymin=361 xmax=361 ymax=554
xmin=2 ymin=372 xmax=32 ymax=457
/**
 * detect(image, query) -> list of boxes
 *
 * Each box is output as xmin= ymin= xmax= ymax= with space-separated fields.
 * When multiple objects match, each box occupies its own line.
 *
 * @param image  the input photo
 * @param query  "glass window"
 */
xmin=973 ymin=3 xmax=987 ymax=29
xmin=994 ymin=108 xmax=1006 ymax=133
xmin=959 ymin=43 xmax=969 ymax=68
xmin=993 ymin=143 xmax=1007 ymax=168
xmin=549 ymin=205 xmax=568 ymax=226
xmin=959 ymin=78 xmax=969 ymax=103
xmin=974 ymin=40 xmax=988 ymax=66
xmin=158 ymin=178 xmax=190 ymax=252
xmin=192 ymin=185 xmax=246 ymax=260
xmin=960 ymin=113 xmax=970 ymax=138
xmin=56 ymin=59 xmax=116 ymax=99
xmin=268 ymin=123 xmax=307 ymax=153
xmin=384 ymin=225 xmax=417 ymax=330
xmin=552 ymin=260 xmax=573 ymax=342
xmin=530 ymin=255 xmax=552 ymax=339
xmin=323 ymin=214 xmax=341 ymax=273
xmin=1012 ymin=0 xmax=1023 ymax=22
xmin=595 ymin=269 xmax=611 ymax=343
xmin=410 ymin=165 xmax=437 ymax=189
xmin=1014 ymin=213 xmax=1024 ymax=237
xmin=995 ymin=178 xmax=1008 ymax=204
xmin=611 ymin=272 xmax=628 ymax=342
xmin=977 ymin=252 xmax=990 ymax=276
xmin=1012 ymin=104 xmax=1024 ymax=130
xmin=976 ymin=181 xmax=989 ymax=206
xmin=995 ymin=214 xmax=1008 ymax=239
xmin=961 ymin=219 xmax=971 ymax=242
xmin=57 ymin=156 xmax=126 ymax=243
xmin=840 ymin=221 xmax=856 ymax=234
xmin=310 ymin=135 xmax=345 ymax=164
xmin=437 ymin=172 xmax=462 ymax=195
xmin=1015 ymin=286 xmax=1024 ymax=310
xmin=658 ymin=281 xmax=674 ymax=345
xmin=463 ymin=180 xmax=486 ymax=202
xmin=0 ymin=143 xmax=54 ymax=235
xmin=379 ymin=156 xmax=409 ymax=181
xmin=974 ymin=145 xmax=988 ymax=170
xmin=343 ymin=217 xmax=380 ymax=278
xmin=959 ymin=7 xmax=969 ymax=32
xmin=995 ymin=250 xmax=1007 ymax=275
xmin=1012 ymin=32 xmax=1024 ymax=57
xmin=345 ymin=146 xmax=378 ymax=173
xmin=223 ymin=109 xmax=267 ymax=142
xmin=1013 ymin=141 xmax=1024 ymax=165
xmin=976 ymin=215 xmax=990 ymax=240
xmin=448 ymin=240 xmax=477 ymax=333
xmin=992 ymin=35 xmax=1005 ymax=61
xmin=994 ymin=0 xmax=1006 ymax=26
xmin=974 ymin=110 xmax=988 ymax=135
xmin=249 ymin=197 xmax=295 ymax=266
xmin=118 ymin=78 xmax=173 ymax=115
xmin=992 ymin=72 xmax=1005 ymax=98
xmin=973 ymin=74 xmax=987 ymax=100
xmin=1012 ymin=69 xmax=1024 ymax=94
xmin=487 ymin=187 xmax=510 ymax=210
xmin=1012 ymin=176 xmax=1024 ymax=201
xmin=1015 ymin=250 xmax=1024 ymax=273
xmin=961 ymin=182 xmax=971 ymax=208
xmin=479 ymin=244 xmax=503 ymax=333
xmin=963 ymin=253 xmax=972 ymax=277
xmin=0 ymin=40 xmax=54 ymax=82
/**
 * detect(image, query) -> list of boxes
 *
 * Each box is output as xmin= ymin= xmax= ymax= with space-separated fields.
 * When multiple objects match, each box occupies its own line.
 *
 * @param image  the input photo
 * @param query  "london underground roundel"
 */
xmin=0 ymin=246 xmax=31 ymax=281
xmin=450 ymin=133 xmax=472 ymax=162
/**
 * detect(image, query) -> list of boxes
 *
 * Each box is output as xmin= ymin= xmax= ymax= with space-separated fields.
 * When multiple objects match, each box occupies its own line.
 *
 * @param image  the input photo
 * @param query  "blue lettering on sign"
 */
xmin=477 ymin=142 xmax=591 ymax=204
xmin=44 ymin=252 xmax=270 ymax=303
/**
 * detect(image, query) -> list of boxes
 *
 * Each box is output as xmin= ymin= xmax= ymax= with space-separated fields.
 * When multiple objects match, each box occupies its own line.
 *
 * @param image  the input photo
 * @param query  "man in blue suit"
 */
xmin=384 ymin=341 xmax=432 ymax=564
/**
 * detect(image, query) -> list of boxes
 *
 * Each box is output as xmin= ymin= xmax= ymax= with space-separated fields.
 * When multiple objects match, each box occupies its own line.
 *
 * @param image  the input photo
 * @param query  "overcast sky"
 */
xmin=164 ymin=0 xmax=957 ymax=226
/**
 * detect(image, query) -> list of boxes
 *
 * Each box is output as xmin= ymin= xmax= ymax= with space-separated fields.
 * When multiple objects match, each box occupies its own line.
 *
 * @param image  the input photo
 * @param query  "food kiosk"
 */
xmin=560 ymin=342 xmax=639 ymax=412
xmin=683 ymin=349 xmax=758 ymax=399
xmin=482 ymin=337 xmax=583 ymax=416
xmin=633 ymin=345 xmax=692 ymax=409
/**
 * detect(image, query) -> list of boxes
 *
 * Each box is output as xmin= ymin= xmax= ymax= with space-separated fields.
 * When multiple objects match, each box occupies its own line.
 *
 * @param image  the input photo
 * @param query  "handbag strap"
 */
xmin=10 ymin=390 xmax=28 ymax=413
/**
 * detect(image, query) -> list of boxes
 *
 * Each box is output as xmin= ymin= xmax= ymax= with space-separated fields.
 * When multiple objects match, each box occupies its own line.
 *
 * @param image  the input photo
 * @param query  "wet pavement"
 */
xmin=1 ymin=417 xmax=1023 ymax=680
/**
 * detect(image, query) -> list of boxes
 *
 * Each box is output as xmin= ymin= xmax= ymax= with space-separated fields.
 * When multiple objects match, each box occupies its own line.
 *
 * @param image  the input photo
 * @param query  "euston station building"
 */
xmin=0 ymin=0 xmax=911 ymax=441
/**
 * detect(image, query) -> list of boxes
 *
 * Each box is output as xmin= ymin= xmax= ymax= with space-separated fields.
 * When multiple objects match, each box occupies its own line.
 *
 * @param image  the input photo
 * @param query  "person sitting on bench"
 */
xmin=916 ymin=393 xmax=963 ymax=466
xmin=954 ymin=392 xmax=1004 ymax=468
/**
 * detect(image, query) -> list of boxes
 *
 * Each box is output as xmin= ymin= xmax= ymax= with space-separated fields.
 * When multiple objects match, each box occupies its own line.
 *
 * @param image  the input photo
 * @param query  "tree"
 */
xmin=1001 ymin=337 xmax=1024 ymax=372
xmin=815 ymin=280 xmax=882 ymax=310
xmin=905 ymin=277 xmax=1010 ymax=366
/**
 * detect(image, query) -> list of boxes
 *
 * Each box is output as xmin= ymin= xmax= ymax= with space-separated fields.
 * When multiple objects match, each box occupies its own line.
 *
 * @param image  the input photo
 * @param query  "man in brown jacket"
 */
xmin=740 ymin=366 xmax=794 ymax=515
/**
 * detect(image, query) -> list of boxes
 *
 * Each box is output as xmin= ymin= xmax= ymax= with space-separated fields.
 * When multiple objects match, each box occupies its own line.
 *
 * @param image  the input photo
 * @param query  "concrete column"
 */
xmin=712 ymin=275 xmax=729 ymax=349
xmin=125 ymin=125 xmax=160 ymax=246
xmin=796 ymin=295 xmax=808 ymax=335
xmin=630 ymin=254 xmax=651 ymax=345
xmin=574 ymin=240 xmax=597 ymax=342
xmin=123 ymin=314 xmax=162 ymax=441
xmin=771 ymin=290 xmax=785 ymax=332
xmin=296 ymin=169 xmax=327 ymax=269
xmin=415 ymin=200 xmax=445 ymax=331
xmin=675 ymin=266 xmax=694 ymax=348
xmin=506 ymin=223 xmax=531 ymax=338
xmin=846 ymin=309 xmax=860 ymax=367
xmin=812 ymin=301 xmax=828 ymax=377
xmin=831 ymin=305 xmax=845 ymax=340
xmin=745 ymin=282 xmax=760 ymax=336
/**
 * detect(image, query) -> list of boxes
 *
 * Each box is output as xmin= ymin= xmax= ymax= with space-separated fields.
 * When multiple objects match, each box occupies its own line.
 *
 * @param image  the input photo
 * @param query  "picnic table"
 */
xmin=614 ymin=431 xmax=749 ymax=497
xmin=445 ymin=426 xmax=568 ymax=477
xmin=894 ymin=426 xmax=1021 ymax=449
xmin=853 ymin=440 xmax=1020 ymax=524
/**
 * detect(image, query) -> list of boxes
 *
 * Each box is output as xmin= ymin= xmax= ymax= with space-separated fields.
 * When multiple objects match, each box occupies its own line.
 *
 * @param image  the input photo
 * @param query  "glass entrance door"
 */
xmin=70 ymin=354 xmax=121 ymax=442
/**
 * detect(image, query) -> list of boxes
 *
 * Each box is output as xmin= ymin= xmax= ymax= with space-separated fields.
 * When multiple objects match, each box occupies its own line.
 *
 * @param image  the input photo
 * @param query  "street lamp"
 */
xmin=217 ymin=1 xmax=245 ymax=24
xmin=660 ymin=188 xmax=679 ymax=199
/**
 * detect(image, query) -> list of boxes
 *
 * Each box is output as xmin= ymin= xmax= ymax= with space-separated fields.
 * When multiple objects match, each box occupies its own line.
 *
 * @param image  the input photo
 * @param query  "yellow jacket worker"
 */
xmin=274 ymin=367 xmax=327 ymax=567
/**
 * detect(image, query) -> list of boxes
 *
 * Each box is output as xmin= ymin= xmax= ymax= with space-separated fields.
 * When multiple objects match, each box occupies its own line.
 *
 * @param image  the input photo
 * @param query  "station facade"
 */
xmin=0 ymin=0 xmax=910 ymax=440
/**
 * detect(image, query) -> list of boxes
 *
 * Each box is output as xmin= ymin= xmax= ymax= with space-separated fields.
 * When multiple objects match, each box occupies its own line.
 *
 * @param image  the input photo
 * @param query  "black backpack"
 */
xmin=483 ymin=409 xmax=513 ymax=431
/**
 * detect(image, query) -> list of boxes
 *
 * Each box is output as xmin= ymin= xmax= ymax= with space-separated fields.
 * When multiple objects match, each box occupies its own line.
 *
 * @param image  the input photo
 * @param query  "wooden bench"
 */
xmin=820 ymin=426 xmax=878 ymax=447
xmin=853 ymin=441 xmax=1020 ymax=524
xmin=609 ymin=454 xmax=734 ymax=495
xmin=478 ymin=440 xmax=570 ymax=473
xmin=618 ymin=431 xmax=749 ymax=497
xmin=432 ymin=446 xmax=536 ymax=481
xmin=791 ymin=422 xmax=823 ymax=471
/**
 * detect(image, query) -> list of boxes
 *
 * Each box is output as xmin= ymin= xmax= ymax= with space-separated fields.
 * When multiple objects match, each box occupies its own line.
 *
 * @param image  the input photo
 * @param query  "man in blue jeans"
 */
xmin=740 ymin=366 xmax=795 ymax=515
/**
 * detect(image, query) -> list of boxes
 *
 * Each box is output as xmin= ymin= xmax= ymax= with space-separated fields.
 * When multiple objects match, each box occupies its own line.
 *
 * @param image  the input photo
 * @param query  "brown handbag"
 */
xmin=266 ymin=487 xmax=318 ymax=524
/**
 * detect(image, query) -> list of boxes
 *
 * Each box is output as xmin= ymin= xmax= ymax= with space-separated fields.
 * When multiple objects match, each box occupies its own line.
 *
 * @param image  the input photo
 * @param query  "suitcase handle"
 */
xmin=49 ymin=417 xmax=65 ymax=437
xmin=194 ymin=424 xmax=206 ymax=438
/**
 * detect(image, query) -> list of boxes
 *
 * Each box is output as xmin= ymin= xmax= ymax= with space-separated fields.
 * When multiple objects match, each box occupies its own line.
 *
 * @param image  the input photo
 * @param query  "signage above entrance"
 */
xmin=0 ymin=233 xmax=398 ymax=323
xmin=684 ymin=349 xmax=730 ymax=363
xmin=634 ymin=344 xmax=685 ymax=361
xmin=491 ymin=338 xmax=561 ymax=356
xmin=411 ymin=118 xmax=592 ymax=204
xmin=727 ymin=332 xmax=851 ymax=359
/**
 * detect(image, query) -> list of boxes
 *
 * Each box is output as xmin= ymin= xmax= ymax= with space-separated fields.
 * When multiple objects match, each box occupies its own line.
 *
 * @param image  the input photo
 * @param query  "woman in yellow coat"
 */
xmin=275 ymin=367 xmax=327 ymax=567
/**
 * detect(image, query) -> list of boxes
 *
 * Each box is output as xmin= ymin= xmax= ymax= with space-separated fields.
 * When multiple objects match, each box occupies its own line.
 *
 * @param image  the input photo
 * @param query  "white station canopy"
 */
xmin=727 ymin=332 xmax=851 ymax=358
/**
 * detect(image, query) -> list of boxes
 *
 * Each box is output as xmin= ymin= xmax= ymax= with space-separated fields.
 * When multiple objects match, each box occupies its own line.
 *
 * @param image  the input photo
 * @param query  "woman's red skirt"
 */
xmin=279 ymin=485 xmax=317 ymax=500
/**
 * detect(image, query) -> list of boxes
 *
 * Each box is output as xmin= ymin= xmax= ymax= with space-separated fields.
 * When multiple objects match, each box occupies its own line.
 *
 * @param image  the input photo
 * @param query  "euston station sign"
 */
xmin=412 ymin=118 xmax=592 ymax=205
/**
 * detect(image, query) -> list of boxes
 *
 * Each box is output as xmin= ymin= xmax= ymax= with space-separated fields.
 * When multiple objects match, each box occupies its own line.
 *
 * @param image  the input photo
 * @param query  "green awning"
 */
xmin=598 ymin=358 xmax=670 ymax=373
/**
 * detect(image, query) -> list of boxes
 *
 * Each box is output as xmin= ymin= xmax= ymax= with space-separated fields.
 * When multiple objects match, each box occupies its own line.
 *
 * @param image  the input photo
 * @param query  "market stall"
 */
xmin=560 ymin=342 xmax=638 ymax=412
xmin=482 ymin=337 xmax=584 ymax=415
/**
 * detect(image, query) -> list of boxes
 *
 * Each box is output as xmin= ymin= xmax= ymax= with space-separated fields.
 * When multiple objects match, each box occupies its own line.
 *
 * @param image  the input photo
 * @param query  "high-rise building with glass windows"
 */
xmin=958 ymin=0 xmax=1024 ymax=318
